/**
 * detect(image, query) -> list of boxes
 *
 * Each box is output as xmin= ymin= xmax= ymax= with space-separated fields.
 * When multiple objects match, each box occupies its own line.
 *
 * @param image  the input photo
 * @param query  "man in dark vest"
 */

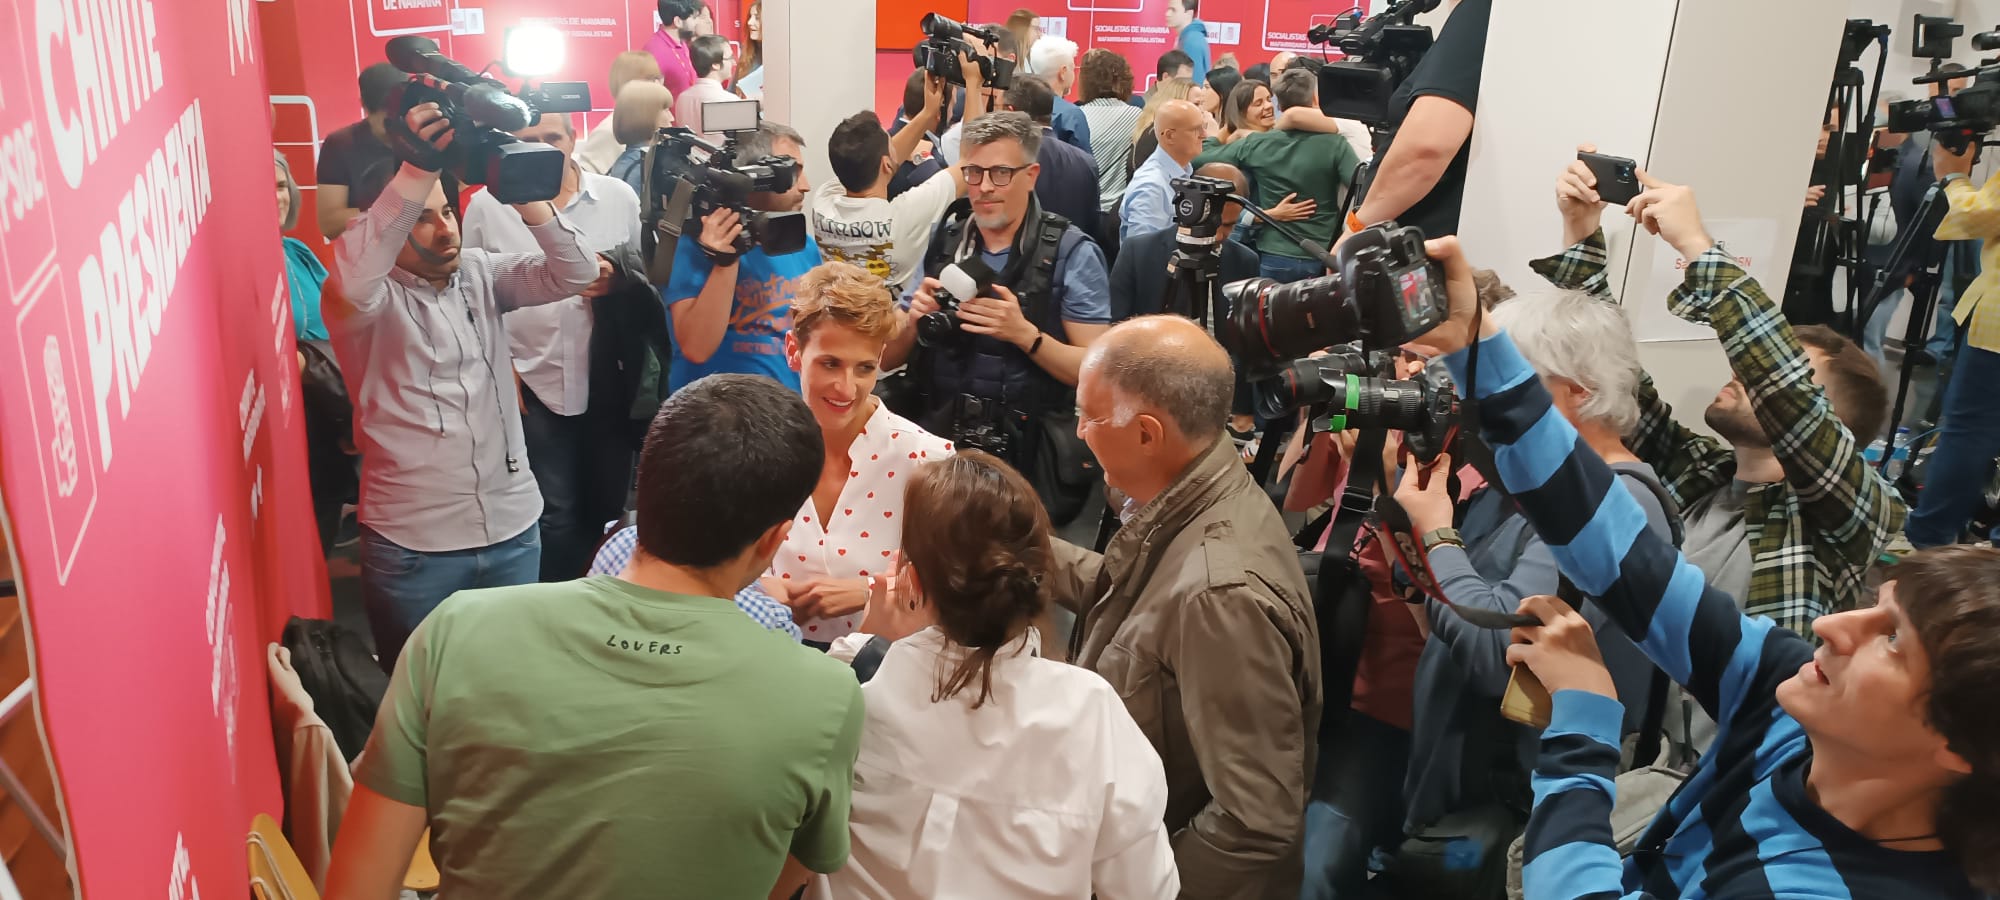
xmin=882 ymin=110 xmax=1112 ymax=507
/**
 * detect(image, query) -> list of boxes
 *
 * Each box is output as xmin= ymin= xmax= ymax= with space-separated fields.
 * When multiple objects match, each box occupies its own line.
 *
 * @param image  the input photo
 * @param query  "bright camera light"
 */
xmin=504 ymin=25 xmax=566 ymax=78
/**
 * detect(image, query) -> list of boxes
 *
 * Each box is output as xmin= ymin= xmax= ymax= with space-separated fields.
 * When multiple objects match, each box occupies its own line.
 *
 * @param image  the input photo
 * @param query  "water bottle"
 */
xmin=1887 ymin=428 xmax=1913 ymax=481
xmin=1865 ymin=438 xmax=1888 ymax=465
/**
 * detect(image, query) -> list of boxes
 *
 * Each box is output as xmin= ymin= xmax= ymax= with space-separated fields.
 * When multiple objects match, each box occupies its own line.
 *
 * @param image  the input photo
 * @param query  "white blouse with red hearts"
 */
xmin=773 ymin=402 xmax=954 ymax=641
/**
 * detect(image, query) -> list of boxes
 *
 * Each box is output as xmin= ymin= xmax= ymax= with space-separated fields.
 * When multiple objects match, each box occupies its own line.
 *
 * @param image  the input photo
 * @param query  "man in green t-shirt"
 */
xmin=1194 ymin=67 xmax=1360 ymax=284
xmin=325 ymin=375 xmax=865 ymax=900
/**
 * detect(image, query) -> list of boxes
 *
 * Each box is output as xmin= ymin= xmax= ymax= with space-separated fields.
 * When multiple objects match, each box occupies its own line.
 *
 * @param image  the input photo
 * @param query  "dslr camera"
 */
xmin=1313 ymin=0 xmax=1441 ymax=126
xmin=641 ymin=99 xmax=807 ymax=281
xmin=381 ymin=36 xmax=591 ymax=204
xmin=1220 ymin=223 xmax=1459 ymax=459
xmin=1885 ymin=15 xmax=2000 ymax=152
xmin=917 ymin=258 xmax=997 ymax=347
xmin=912 ymin=14 xmax=1015 ymax=89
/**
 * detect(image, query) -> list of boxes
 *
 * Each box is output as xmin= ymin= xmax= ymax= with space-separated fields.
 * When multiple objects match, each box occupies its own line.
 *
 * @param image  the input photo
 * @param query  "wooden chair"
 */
xmin=247 ymin=813 xmax=318 ymax=900
xmin=248 ymin=814 xmax=440 ymax=898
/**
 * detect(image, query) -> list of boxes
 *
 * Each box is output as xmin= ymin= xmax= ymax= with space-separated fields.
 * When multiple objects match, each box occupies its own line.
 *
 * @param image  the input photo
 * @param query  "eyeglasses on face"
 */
xmin=961 ymin=163 xmax=1031 ymax=186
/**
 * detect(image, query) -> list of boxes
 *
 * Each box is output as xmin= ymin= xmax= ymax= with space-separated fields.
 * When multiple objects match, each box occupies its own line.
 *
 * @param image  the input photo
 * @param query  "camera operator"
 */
xmin=1109 ymin=162 xmax=1259 ymax=321
xmin=1195 ymin=68 xmax=1361 ymax=283
xmin=812 ymin=75 xmax=966 ymax=288
xmin=1547 ymin=147 xmax=1899 ymax=640
xmin=1904 ymin=137 xmax=2000 ymax=549
xmin=324 ymin=102 xmax=601 ymax=670
xmin=315 ymin=63 xmax=406 ymax=240
xmin=460 ymin=112 xmax=643 ymax=583
xmin=1002 ymin=75 xmax=1102 ymax=239
xmin=936 ymin=26 xmax=1012 ymax=166
xmin=1865 ymin=69 xmax=1981 ymax=364
xmin=1408 ymin=236 xmax=2000 ymax=900
xmin=661 ymin=120 xmax=821 ymax=392
xmin=1370 ymin=288 xmax=1676 ymax=896
xmin=1343 ymin=0 xmax=1491 ymax=242
xmin=881 ymin=111 xmax=1112 ymax=489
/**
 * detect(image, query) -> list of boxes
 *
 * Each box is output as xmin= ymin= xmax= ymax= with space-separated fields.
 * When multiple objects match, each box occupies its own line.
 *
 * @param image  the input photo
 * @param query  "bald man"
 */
xmin=1109 ymin=162 xmax=1260 ymax=320
xmin=1049 ymin=315 xmax=1321 ymax=900
xmin=1120 ymin=99 xmax=1209 ymax=241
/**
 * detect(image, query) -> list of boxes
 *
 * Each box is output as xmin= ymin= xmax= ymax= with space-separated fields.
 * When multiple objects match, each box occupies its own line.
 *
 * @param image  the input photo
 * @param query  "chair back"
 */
xmin=247 ymin=812 xmax=319 ymax=900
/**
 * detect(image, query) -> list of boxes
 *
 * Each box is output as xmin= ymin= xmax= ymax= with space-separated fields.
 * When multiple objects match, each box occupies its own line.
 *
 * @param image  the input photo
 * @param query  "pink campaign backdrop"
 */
xmin=0 ymin=0 xmax=331 ymax=894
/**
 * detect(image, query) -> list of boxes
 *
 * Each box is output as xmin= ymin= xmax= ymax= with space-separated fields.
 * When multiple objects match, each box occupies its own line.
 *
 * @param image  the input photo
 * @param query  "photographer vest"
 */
xmin=916 ymin=197 xmax=1081 ymax=419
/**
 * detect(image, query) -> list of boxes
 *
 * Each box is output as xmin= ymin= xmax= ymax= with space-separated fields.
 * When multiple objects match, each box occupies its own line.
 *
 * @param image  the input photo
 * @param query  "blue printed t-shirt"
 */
xmin=663 ymin=234 xmax=822 ymax=392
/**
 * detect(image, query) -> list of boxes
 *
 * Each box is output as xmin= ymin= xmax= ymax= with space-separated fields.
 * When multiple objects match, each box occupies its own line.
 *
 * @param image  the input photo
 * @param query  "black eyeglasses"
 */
xmin=962 ymin=164 xmax=1031 ymax=186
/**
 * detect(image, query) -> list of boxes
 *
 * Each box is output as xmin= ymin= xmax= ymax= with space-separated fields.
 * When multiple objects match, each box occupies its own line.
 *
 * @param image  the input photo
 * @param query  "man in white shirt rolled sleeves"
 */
xmin=462 ymin=112 xmax=645 ymax=583
xmin=324 ymin=102 xmax=600 ymax=672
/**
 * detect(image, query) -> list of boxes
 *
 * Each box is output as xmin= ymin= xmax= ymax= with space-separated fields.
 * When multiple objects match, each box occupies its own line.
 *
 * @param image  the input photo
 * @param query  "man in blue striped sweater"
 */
xmin=1408 ymin=219 xmax=2000 ymax=898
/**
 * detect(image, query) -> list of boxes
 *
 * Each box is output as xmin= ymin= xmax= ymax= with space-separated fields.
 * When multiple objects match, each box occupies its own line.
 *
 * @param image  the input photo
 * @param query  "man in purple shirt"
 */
xmin=645 ymin=0 xmax=711 ymax=98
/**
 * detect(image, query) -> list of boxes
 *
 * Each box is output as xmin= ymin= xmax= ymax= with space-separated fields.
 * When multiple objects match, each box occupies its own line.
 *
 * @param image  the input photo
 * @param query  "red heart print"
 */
xmin=883 ymin=511 xmax=893 ymax=518
xmin=945 ymin=442 xmax=954 ymax=450
xmin=891 ymin=432 xmax=900 ymax=440
xmin=920 ymin=451 xmax=928 ymax=458
xmin=887 ymin=471 xmax=896 ymax=479
xmin=801 ymin=514 xmax=810 ymax=523
xmin=881 ymin=550 xmax=892 ymax=557
xmin=859 ymin=569 xmax=869 ymax=576
xmin=782 ymin=573 xmax=792 ymax=579
xmin=909 ymin=452 xmax=918 ymax=459
xmin=860 ymin=531 xmax=870 ymax=538
xmin=845 ymin=508 xmax=854 ymax=516
xmin=838 ymin=549 xmax=846 ymax=556
xmin=867 ymin=492 xmax=875 ymax=499
xmin=850 ymin=471 xmax=859 ymax=478
xmin=870 ymin=454 xmax=879 ymax=460
xmin=798 ymin=555 xmax=807 ymax=562
xmin=809 ymin=625 xmax=818 ymax=633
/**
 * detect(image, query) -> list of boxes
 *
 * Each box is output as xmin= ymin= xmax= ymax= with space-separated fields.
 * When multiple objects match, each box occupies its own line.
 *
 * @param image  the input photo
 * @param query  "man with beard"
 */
xmin=1541 ymin=147 xmax=1900 ymax=642
xmin=325 ymin=102 xmax=601 ymax=670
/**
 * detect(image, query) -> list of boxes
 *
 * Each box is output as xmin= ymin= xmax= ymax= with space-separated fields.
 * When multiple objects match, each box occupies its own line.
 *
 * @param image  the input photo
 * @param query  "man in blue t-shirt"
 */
xmin=664 ymin=121 xmax=822 ymax=392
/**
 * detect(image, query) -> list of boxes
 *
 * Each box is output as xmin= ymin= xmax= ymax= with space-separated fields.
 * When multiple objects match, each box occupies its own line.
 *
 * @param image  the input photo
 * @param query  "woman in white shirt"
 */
xmin=773 ymin=262 xmax=954 ymax=641
xmin=818 ymin=451 xmax=1178 ymax=900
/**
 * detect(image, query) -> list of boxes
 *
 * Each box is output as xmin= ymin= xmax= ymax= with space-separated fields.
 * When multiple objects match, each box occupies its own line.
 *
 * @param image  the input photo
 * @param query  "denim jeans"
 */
xmin=520 ymin=387 xmax=635 ymax=582
xmin=1905 ymin=334 xmax=2000 ymax=548
xmin=359 ymin=523 xmax=541 ymax=671
xmin=1260 ymin=253 xmax=1327 ymax=285
xmin=1301 ymin=713 xmax=1412 ymax=900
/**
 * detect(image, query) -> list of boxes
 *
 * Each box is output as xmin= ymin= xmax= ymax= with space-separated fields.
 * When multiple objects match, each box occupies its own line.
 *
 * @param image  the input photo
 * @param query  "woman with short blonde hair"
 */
xmin=606 ymin=81 xmax=676 ymax=198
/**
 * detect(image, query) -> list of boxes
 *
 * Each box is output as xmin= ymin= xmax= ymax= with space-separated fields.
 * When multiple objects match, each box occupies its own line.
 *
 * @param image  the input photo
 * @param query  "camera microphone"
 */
xmin=387 ymin=35 xmax=487 ymax=85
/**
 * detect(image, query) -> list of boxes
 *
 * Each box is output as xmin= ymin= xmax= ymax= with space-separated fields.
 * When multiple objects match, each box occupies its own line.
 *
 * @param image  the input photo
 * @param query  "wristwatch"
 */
xmin=1421 ymin=527 xmax=1465 ymax=552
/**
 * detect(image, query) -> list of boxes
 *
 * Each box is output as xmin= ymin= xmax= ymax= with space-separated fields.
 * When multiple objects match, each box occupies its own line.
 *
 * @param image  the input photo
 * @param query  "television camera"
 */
xmin=380 ymin=36 xmax=591 ymax=204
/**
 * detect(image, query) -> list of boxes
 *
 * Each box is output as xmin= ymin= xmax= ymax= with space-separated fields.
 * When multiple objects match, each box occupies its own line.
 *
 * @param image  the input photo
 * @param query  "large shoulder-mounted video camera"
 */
xmin=1885 ymin=15 xmax=2000 ymax=153
xmin=640 ymin=99 xmax=807 ymax=284
xmin=380 ymin=36 xmax=591 ymax=204
xmin=1219 ymin=222 xmax=1458 ymax=460
xmin=912 ymin=14 xmax=1014 ymax=89
xmin=1313 ymin=0 xmax=1441 ymax=126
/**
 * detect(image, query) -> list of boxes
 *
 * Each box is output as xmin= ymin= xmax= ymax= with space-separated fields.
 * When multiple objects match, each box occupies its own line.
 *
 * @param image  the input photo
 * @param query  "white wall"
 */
xmin=764 ymin=0 xmax=877 ymax=190
xmin=1457 ymin=0 xmax=1844 ymax=430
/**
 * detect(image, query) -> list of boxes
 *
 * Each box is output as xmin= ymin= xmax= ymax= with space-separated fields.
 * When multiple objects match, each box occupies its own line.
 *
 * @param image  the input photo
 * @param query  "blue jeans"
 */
xmin=1905 ymin=334 xmax=2000 ymax=548
xmin=359 ymin=523 xmax=541 ymax=671
xmin=520 ymin=387 xmax=635 ymax=582
xmin=1260 ymin=253 xmax=1327 ymax=285
xmin=1301 ymin=713 xmax=1411 ymax=900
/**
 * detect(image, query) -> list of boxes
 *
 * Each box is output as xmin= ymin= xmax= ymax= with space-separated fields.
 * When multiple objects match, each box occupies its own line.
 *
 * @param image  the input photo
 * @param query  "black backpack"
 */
xmin=280 ymin=616 xmax=388 ymax=762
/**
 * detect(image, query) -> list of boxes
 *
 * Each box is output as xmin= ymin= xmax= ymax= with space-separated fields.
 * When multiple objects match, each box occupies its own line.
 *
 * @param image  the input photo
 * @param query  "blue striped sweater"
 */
xmin=1445 ymin=332 xmax=1978 ymax=900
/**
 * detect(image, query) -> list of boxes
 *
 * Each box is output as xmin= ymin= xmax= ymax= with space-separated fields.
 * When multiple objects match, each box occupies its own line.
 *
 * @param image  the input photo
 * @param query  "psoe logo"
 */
xmin=42 ymin=337 xmax=77 ymax=498
xmin=166 ymin=832 xmax=199 ymax=900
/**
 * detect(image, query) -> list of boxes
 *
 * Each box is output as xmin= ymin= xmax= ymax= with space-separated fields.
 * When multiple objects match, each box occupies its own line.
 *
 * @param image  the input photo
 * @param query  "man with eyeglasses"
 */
xmin=883 ymin=111 xmax=1111 ymax=519
xmin=1120 ymin=98 xmax=1206 ymax=242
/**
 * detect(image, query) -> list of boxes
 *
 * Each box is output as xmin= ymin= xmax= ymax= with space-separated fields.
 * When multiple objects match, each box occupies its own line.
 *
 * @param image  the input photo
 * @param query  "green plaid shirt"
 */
xmin=1529 ymin=231 xmax=1905 ymax=638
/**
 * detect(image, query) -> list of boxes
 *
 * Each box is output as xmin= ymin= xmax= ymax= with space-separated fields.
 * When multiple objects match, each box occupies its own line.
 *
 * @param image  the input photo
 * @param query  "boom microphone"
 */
xmin=386 ymin=35 xmax=486 ymax=85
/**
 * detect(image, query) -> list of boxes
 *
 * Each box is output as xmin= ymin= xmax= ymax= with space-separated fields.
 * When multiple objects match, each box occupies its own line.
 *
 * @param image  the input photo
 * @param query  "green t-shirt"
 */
xmin=1195 ymin=129 xmax=1361 ymax=260
xmin=355 ymin=575 xmax=865 ymax=899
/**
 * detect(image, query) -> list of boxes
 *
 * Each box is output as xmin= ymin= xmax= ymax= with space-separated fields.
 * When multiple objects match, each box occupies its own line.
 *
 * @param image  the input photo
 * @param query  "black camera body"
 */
xmin=1260 ymin=348 xmax=1459 ymax=462
xmin=381 ymin=37 xmax=590 ymax=204
xmin=1315 ymin=0 xmax=1440 ymax=126
xmin=1885 ymin=15 xmax=2000 ymax=152
xmin=1221 ymin=222 xmax=1448 ymax=379
xmin=949 ymin=395 xmax=1012 ymax=458
xmin=918 ymin=259 xmax=997 ymax=347
xmin=912 ymin=14 xmax=1014 ymax=89
xmin=641 ymin=125 xmax=806 ymax=280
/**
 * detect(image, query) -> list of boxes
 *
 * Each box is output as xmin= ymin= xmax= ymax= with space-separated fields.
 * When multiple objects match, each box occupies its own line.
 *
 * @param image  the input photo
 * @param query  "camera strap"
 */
xmin=643 ymin=176 xmax=698 ymax=286
xmin=1313 ymin=426 xmax=1389 ymax=730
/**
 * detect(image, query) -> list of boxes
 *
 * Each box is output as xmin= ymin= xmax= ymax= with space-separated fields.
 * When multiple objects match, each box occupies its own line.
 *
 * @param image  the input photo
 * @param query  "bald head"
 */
xmin=1086 ymin=316 xmax=1235 ymax=443
xmin=1194 ymin=161 xmax=1248 ymax=196
xmin=1157 ymin=99 xmax=1207 ymax=164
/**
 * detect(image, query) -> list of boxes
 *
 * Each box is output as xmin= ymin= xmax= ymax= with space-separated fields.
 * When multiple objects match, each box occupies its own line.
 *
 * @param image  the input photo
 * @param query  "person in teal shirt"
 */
xmin=276 ymin=150 xmax=329 ymax=341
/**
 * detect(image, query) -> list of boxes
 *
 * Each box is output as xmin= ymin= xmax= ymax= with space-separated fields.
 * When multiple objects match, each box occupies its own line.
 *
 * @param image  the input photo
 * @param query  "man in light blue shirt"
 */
xmin=1120 ymin=100 xmax=1205 ymax=242
xmin=1167 ymin=0 xmax=1212 ymax=83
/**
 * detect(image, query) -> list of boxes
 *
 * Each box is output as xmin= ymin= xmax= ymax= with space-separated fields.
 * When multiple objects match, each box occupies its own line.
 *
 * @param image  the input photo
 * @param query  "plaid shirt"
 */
xmin=1528 ymin=231 xmax=1905 ymax=637
xmin=589 ymin=526 xmax=805 ymax=641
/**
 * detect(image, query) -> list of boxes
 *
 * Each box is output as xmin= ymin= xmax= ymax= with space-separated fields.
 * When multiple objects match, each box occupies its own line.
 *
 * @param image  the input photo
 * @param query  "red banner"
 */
xmin=0 ymin=0 xmax=327 ymax=894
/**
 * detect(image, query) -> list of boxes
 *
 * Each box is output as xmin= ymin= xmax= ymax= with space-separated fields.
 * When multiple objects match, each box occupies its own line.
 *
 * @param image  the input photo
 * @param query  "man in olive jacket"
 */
xmin=1052 ymin=315 xmax=1322 ymax=900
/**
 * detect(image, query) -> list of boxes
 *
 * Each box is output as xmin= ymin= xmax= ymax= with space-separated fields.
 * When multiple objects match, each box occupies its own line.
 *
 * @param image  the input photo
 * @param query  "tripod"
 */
xmin=1853 ymin=177 xmax=1950 ymax=458
xmin=1802 ymin=21 xmax=1889 ymax=327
